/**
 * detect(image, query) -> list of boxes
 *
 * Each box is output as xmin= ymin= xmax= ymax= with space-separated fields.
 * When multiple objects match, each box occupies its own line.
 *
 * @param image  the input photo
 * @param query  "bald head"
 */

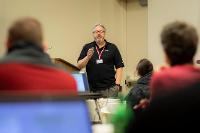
xmin=8 ymin=17 xmax=43 ymax=46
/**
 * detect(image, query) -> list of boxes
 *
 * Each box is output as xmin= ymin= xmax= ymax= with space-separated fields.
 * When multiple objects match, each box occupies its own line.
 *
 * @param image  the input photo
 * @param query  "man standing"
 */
xmin=77 ymin=24 xmax=124 ymax=97
xmin=0 ymin=17 xmax=77 ymax=94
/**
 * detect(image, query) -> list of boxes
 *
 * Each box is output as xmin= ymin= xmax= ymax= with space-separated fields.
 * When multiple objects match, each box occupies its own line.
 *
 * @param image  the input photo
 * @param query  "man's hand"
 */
xmin=87 ymin=47 xmax=94 ymax=59
xmin=77 ymin=47 xmax=94 ymax=69
xmin=133 ymin=99 xmax=150 ymax=110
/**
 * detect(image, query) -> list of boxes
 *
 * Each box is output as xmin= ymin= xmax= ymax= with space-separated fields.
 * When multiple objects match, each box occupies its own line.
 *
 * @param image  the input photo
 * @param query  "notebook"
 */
xmin=0 ymin=95 xmax=92 ymax=133
xmin=72 ymin=72 xmax=90 ymax=92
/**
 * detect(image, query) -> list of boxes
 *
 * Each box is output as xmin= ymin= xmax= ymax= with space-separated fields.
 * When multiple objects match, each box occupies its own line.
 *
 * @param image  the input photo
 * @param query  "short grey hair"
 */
xmin=92 ymin=23 xmax=106 ymax=33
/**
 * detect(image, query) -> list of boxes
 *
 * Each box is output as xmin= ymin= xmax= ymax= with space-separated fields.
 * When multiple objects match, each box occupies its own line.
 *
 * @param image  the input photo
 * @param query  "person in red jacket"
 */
xmin=134 ymin=21 xmax=200 ymax=110
xmin=150 ymin=21 xmax=200 ymax=99
xmin=0 ymin=17 xmax=77 ymax=95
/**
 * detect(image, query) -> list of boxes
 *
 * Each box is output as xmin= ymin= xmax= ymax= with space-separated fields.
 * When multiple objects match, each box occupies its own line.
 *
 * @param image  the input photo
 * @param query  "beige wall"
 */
xmin=126 ymin=0 xmax=148 ymax=79
xmin=0 ymin=0 xmax=147 ymax=89
xmin=0 ymin=0 xmax=101 ymax=65
xmin=148 ymin=0 xmax=200 ymax=69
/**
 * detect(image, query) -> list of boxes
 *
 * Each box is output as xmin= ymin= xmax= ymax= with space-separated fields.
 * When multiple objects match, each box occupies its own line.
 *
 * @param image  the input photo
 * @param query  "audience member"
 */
xmin=125 ymin=58 xmax=153 ymax=107
xmin=150 ymin=21 xmax=200 ymax=99
xmin=126 ymin=21 xmax=200 ymax=132
xmin=134 ymin=21 xmax=200 ymax=110
xmin=0 ymin=17 xmax=77 ymax=94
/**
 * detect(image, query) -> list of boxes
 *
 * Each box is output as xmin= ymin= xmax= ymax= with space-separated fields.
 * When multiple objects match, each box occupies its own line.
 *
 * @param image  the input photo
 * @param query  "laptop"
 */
xmin=0 ymin=94 xmax=92 ymax=133
xmin=72 ymin=72 xmax=102 ymax=99
xmin=72 ymin=72 xmax=90 ymax=92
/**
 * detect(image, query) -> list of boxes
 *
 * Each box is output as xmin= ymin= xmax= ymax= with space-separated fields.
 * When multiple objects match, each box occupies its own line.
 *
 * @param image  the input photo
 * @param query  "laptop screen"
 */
xmin=72 ymin=73 xmax=90 ymax=92
xmin=0 ymin=98 xmax=92 ymax=133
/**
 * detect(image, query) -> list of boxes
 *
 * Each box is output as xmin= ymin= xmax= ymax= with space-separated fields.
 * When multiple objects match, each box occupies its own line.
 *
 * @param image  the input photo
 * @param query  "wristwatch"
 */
xmin=115 ymin=84 xmax=122 ymax=91
xmin=115 ymin=84 xmax=121 ymax=87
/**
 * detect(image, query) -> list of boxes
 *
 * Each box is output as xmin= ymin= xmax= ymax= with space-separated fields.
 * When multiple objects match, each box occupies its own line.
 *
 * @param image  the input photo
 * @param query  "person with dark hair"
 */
xmin=134 ymin=21 xmax=200 ymax=110
xmin=124 ymin=21 xmax=200 ymax=132
xmin=0 ymin=17 xmax=77 ymax=94
xmin=125 ymin=58 xmax=153 ymax=107
xmin=77 ymin=24 xmax=124 ymax=97
xmin=150 ymin=21 xmax=200 ymax=99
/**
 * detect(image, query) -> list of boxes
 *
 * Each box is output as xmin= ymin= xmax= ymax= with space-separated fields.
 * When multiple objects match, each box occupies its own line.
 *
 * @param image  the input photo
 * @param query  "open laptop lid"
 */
xmin=72 ymin=72 xmax=90 ymax=92
xmin=0 ymin=94 xmax=92 ymax=133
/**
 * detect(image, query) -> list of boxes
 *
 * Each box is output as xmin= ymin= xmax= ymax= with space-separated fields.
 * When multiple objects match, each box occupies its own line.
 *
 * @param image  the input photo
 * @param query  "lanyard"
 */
xmin=95 ymin=46 xmax=105 ymax=59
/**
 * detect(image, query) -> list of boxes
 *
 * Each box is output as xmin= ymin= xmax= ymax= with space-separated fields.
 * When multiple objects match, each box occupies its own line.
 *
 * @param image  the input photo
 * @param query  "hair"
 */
xmin=92 ymin=23 xmax=106 ymax=33
xmin=161 ymin=21 xmax=199 ymax=66
xmin=8 ymin=17 xmax=43 ymax=46
xmin=136 ymin=58 xmax=153 ymax=77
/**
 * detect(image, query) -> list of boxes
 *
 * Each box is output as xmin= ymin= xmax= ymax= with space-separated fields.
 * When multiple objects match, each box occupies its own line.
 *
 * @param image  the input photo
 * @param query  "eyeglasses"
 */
xmin=93 ymin=30 xmax=105 ymax=34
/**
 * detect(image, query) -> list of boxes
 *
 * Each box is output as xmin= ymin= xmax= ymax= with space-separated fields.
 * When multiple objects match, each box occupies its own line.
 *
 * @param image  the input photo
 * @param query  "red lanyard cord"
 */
xmin=95 ymin=46 xmax=105 ymax=59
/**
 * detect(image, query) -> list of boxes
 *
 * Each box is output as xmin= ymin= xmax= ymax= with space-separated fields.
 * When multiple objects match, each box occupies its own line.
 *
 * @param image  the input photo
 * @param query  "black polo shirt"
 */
xmin=78 ymin=41 xmax=124 ymax=91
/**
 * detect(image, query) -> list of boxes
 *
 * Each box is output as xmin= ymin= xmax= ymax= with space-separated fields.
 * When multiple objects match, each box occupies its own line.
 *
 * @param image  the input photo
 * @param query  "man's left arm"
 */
xmin=115 ymin=67 xmax=123 ymax=90
xmin=113 ymin=44 xmax=124 ymax=91
xmin=115 ymin=67 xmax=123 ymax=85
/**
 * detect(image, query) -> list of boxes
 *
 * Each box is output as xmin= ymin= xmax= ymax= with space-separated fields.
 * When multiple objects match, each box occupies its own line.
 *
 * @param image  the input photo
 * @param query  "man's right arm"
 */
xmin=77 ymin=47 xmax=94 ymax=69
xmin=77 ymin=56 xmax=90 ymax=69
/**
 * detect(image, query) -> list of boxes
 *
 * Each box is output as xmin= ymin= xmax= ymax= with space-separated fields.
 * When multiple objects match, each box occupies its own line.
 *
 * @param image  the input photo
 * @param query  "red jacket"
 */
xmin=150 ymin=65 xmax=200 ymax=98
xmin=0 ymin=42 xmax=77 ymax=95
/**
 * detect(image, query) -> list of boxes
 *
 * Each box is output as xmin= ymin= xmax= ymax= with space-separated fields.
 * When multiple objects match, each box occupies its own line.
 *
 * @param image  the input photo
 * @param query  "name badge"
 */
xmin=96 ymin=59 xmax=103 ymax=64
